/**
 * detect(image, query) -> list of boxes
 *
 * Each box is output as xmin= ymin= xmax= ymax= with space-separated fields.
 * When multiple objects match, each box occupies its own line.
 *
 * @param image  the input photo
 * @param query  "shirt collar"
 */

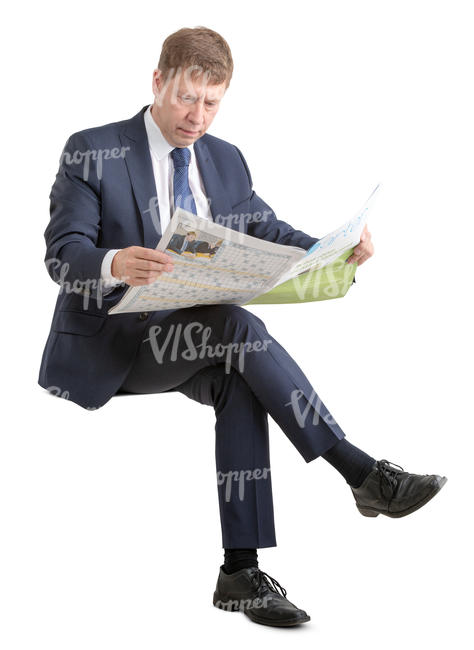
xmin=144 ymin=104 xmax=195 ymax=161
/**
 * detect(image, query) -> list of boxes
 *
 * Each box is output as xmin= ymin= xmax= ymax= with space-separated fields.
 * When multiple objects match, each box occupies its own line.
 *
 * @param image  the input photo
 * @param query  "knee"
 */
xmin=210 ymin=365 xmax=251 ymax=408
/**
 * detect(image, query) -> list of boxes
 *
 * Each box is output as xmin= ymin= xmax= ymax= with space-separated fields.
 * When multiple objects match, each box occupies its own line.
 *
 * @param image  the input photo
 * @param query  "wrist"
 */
xmin=100 ymin=249 xmax=122 ymax=287
xmin=111 ymin=250 xmax=121 ymax=279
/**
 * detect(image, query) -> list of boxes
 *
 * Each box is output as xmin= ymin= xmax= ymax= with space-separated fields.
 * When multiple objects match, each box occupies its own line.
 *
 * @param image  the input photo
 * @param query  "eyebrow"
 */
xmin=178 ymin=89 xmax=221 ymax=101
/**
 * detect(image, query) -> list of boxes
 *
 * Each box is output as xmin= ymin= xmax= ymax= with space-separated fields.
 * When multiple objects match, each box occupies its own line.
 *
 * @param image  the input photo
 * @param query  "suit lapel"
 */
xmin=120 ymin=106 xmax=162 ymax=249
xmin=194 ymin=137 xmax=233 ymax=226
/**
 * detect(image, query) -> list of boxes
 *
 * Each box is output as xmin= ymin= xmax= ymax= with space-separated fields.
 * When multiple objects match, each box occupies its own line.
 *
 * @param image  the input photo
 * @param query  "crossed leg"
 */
xmin=120 ymin=303 xmax=347 ymax=547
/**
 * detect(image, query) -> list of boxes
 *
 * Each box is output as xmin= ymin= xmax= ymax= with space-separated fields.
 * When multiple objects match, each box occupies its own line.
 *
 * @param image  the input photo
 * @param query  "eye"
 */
xmin=180 ymin=94 xmax=195 ymax=104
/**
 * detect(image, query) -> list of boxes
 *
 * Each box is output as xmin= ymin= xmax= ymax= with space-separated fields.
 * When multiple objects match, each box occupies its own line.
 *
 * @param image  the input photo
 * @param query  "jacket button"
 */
xmin=138 ymin=312 xmax=149 ymax=321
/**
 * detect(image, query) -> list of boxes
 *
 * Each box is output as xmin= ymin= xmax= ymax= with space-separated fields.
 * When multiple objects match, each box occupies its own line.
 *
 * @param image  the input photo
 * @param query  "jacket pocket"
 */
xmin=53 ymin=310 xmax=107 ymax=336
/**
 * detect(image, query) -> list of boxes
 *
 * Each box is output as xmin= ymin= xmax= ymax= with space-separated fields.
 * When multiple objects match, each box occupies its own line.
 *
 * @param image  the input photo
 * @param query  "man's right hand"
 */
xmin=111 ymin=246 xmax=174 ymax=286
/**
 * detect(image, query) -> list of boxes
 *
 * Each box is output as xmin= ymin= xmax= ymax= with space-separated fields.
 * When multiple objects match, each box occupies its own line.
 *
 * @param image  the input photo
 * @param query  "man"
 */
xmin=39 ymin=26 xmax=447 ymax=627
xmin=168 ymin=230 xmax=199 ymax=254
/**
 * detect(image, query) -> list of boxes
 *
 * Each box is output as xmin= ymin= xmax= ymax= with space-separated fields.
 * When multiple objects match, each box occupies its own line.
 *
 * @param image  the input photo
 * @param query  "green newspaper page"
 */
xmin=244 ymin=250 xmax=357 ymax=305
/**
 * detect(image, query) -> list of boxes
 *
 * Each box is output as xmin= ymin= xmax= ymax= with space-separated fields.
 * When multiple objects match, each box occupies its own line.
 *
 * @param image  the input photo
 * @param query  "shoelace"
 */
xmin=377 ymin=459 xmax=405 ymax=500
xmin=252 ymin=569 xmax=288 ymax=598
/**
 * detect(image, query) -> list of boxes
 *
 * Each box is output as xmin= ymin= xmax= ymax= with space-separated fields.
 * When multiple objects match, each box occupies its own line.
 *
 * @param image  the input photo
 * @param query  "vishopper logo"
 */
xmin=45 ymin=258 xmax=119 ymax=310
xmin=287 ymin=257 xmax=356 ymax=301
xmin=143 ymin=322 xmax=272 ymax=374
xmin=154 ymin=64 xmax=214 ymax=108
xmin=46 ymin=386 xmax=97 ymax=410
xmin=142 ymin=196 xmax=272 ymax=241
xmin=214 ymin=209 xmax=273 ymax=233
xmin=60 ymin=146 xmax=130 ymax=182
xmin=216 ymin=467 xmax=271 ymax=502
xmin=47 ymin=385 xmax=70 ymax=400
xmin=215 ymin=595 xmax=272 ymax=612
xmin=143 ymin=194 xmax=208 ymax=235
xmin=285 ymin=388 xmax=338 ymax=428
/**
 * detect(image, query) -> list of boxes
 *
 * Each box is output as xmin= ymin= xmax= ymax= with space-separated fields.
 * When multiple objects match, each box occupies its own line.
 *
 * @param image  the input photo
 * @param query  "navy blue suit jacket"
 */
xmin=38 ymin=105 xmax=321 ymax=410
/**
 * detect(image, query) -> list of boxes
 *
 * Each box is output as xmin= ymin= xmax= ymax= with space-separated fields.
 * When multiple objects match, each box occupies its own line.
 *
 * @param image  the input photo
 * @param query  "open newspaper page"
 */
xmin=271 ymin=184 xmax=380 ymax=288
xmin=108 ymin=208 xmax=307 ymax=314
xmin=245 ymin=184 xmax=380 ymax=305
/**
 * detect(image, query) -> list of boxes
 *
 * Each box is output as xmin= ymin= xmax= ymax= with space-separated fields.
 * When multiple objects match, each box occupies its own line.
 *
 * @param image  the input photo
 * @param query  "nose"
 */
xmin=187 ymin=101 xmax=205 ymax=125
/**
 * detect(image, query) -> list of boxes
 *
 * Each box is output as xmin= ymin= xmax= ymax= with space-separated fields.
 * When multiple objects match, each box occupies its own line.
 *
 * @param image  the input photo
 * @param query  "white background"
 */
xmin=1 ymin=0 xmax=472 ymax=648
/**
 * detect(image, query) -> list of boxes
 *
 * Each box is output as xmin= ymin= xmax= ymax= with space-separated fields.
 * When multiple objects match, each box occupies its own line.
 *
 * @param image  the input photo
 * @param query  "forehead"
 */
xmin=175 ymin=71 xmax=227 ymax=100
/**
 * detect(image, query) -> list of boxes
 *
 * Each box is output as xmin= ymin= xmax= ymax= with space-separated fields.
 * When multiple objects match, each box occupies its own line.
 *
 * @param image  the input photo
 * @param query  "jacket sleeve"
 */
xmin=233 ymin=145 xmax=320 ymax=251
xmin=44 ymin=131 xmax=114 ymax=301
xmin=234 ymin=145 xmax=356 ymax=283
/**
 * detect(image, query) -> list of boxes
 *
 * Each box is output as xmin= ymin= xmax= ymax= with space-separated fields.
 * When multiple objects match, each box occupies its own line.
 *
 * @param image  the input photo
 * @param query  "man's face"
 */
xmin=185 ymin=233 xmax=196 ymax=241
xmin=151 ymin=68 xmax=227 ymax=147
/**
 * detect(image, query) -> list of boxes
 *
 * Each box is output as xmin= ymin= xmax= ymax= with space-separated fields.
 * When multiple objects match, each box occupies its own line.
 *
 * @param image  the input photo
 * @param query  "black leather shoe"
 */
xmin=351 ymin=458 xmax=447 ymax=518
xmin=213 ymin=566 xmax=310 ymax=627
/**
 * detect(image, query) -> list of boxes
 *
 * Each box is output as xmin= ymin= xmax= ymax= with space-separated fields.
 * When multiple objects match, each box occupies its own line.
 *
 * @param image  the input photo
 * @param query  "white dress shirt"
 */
xmin=100 ymin=104 xmax=212 ymax=287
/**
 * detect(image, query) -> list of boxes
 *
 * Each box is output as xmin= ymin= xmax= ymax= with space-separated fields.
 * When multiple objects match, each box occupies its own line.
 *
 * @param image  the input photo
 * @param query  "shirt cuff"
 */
xmin=100 ymin=249 xmax=123 ymax=289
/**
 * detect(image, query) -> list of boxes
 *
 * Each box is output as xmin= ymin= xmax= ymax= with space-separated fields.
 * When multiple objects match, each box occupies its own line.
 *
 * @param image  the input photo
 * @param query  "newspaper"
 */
xmin=107 ymin=208 xmax=307 ymax=314
xmin=108 ymin=185 xmax=380 ymax=315
xmin=245 ymin=184 xmax=380 ymax=305
xmin=271 ymin=183 xmax=380 ymax=288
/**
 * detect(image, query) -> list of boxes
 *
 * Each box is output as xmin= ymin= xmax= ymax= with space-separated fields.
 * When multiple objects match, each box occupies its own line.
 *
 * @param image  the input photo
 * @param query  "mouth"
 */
xmin=178 ymin=127 xmax=200 ymax=136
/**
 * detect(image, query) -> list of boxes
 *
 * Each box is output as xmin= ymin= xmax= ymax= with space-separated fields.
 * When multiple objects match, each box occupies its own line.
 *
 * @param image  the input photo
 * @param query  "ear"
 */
xmin=152 ymin=68 xmax=163 ymax=97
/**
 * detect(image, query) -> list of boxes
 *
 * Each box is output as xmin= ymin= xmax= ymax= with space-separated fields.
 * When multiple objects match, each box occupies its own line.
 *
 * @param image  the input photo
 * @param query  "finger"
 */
xmin=134 ymin=260 xmax=174 ymax=272
xmin=128 ymin=278 xmax=158 ymax=286
xmin=348 ymin=252 xmax=360 ymax=263
xmin=353 ymin=243 xmax=370 ymax=258
xmin=349 ymin=247 xmax=370 ymax=264
xmin=360 ymin=226 xmax=371 ymax=243
xmin=347 ymin=248 xmax=365 ymax=263
xmin=355 ymin=254 xmax=370 ymax=266
xmin=133 ymin=270 xmax=168 ymax=281
xmin=134 ymin=247 xmax=174 ymax=264
xmin=129 ymin=273 xmax=163 ymax=285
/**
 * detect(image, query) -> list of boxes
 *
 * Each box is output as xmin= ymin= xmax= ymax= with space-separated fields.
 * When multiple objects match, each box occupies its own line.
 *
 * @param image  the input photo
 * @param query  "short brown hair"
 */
xmin=158 ymin=26 xmax=233 ymax=88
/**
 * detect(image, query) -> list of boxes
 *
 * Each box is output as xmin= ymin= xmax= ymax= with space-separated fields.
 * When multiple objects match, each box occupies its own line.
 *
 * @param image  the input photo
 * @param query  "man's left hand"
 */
xmin=346 ymin=225 xmax=374 ymax=266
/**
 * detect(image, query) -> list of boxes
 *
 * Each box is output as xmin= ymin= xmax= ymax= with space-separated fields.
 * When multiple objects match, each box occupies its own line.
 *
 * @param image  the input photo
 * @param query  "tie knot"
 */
xmin=171 ymin=147 xmax=191 ymax=168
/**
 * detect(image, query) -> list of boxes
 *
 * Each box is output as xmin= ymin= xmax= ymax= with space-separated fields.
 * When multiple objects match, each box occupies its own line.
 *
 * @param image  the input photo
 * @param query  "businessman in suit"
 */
xmin=168 ymin=230 xmax=199 ymax=254
xmin=39 ymin=26 xmax=447 ymax=627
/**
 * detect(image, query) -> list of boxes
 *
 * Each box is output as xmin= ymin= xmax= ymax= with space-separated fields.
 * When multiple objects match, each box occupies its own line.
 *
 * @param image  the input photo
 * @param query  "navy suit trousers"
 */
xmin=119 ymin=303 xmax=346 ymax=548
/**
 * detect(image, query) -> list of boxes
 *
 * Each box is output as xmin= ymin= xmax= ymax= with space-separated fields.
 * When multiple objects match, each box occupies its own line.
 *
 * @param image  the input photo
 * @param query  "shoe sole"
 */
xmin=213 ymin=593 xmax=311 ymax=626
xmin=245 ymin=611 xmax=311 ymax=626
xmin=357 ymin=476 xmax=448 ymax=518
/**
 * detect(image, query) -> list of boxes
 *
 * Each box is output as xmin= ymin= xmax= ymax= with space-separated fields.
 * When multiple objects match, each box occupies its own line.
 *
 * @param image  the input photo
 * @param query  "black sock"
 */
xmin=223 ymin=548 xmax=258 ymax=574
xmin=322 ymin=438 xmax=376 ymax=488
